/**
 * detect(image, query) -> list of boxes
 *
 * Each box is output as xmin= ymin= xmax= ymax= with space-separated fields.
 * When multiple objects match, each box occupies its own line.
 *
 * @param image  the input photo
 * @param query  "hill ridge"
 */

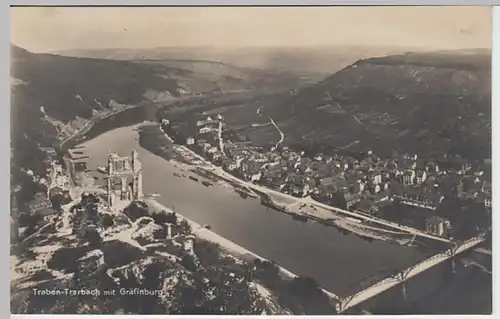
xmin=260 ymin=49 xmax=491 ymax=160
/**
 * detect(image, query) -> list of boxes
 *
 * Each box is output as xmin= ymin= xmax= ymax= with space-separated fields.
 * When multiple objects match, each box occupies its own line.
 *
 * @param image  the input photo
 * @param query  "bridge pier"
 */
xmin=401 ymin=282 xmax=407 ymax=302
xmin=441 ymin=256 xmax=459 ymax=284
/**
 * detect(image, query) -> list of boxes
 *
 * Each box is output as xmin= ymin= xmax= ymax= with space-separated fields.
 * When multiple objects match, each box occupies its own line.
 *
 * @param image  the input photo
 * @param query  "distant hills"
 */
xmin=259 ymin=49 xmax=491 ymax=160
xmin=11 ymin=44 xmax=183 ymax=185
xmin=9 ymin=44 xmax=312 ymax=195
xmin=11 ymin=45 xmax=182 ymax=121
xmin=51 ymin=46 xmax=412 ymax=74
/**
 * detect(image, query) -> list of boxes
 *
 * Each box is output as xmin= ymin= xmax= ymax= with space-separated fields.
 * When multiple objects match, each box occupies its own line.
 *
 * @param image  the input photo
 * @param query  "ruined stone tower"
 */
xmin=106 ymin=150 xmax=143 ymax=207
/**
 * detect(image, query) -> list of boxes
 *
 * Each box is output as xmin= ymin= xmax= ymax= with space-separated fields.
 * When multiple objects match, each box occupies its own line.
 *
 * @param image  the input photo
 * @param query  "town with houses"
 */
xmin=161 ymin=113 xmax=492 ymax=241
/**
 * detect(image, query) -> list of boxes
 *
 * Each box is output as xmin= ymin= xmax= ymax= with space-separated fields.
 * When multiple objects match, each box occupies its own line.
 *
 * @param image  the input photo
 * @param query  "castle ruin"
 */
xmin=106 ymin=150 xmax=143 ymax=207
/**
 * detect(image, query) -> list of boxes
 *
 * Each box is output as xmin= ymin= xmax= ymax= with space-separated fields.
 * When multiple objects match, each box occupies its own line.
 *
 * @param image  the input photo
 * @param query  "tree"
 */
xmin=253 ymin=258 xmax=262 ymax=267
xmin=19 ymin=212 xmax=43 ymax=238
xmin=122 ymin=201 xmax=149 ymax=221
xmin=288 ymin=276 xmax=336 ymax=315
xmin=84 ymin=228 xmax=102 ymax=248
xmin=330 ymin=192 xmax=347 ymax=210
xmin=194 ymin=240 xmax=221 ymax=265
xmin=101 ymin=214 xmax=115 ymax=228
xmin=151 ymin=210 xmax=178 ymax=225
xmin=165 ymin=212 xmax=178 ymax=225
xmin=180 ymin=254 xmax=198 ymax=272
xmin=291 ymin=276 xmax=322 ymax=296
xmin=178 ymin=219 xmax=192 ymax=235
xmin=50 ymin=193 xmax=65 ymax=211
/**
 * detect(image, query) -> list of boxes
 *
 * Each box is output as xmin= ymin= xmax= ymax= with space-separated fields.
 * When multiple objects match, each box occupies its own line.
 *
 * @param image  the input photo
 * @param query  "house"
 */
xmin=358 ymin=180 xmax=366 ymax=193
xmin=485 ymin=197 xmax=492 ymax=208
xmin=186 ymin=137 xmax=195 ymax=145
xmin=251 ymin=172 xmax=262 ymax=183
xmin=241 ymin=161 xmax=263 ymax=179
xmin=344 ymin=192 xmax=361 ymax=209
xmin=402 ymin=170 xmax=416 ymax=186
xmin=197 ymin=117 xmax=218 ymax=127
xmin=286 ymin=174 xmax=307 ymax=197
xmin=201 ymin=143 xmax=212 ymax=153
xmin=372 ymin=171 xmax=382 ymax=185
xmin=52 ymin=163 xmax=63 ymax=174
xmin=425 ymin=216 xmax=451 ymax=237
xmin=225 ymin=158 xmax=242 ymax=171
xmin=207 ymin=147 xmax=218 ymax=154
xmin=415 ymin=170 xmax=427 ymax=185
xmin=212 ymin=152 xmax=223 ymax=161
xmin=314 ymin=154 xmax=324 ymax=161
xmin=199 ymin=126 xmax=212 ymax=134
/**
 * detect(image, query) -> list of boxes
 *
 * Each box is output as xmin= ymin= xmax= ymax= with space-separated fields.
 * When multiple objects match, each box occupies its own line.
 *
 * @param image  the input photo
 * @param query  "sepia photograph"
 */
xmin=10 ymin=5 xmax=492 ymax=315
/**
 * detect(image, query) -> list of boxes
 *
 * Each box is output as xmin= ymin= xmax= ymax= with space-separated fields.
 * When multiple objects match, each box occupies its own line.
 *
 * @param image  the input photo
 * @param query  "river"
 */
xmin=78 ymin=123 xmax=426 ymax=297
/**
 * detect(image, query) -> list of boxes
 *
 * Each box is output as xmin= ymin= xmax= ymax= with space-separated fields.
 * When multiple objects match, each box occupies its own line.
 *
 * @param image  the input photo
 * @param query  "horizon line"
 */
xmin=11 ymin=43 xmax=493 ymax=55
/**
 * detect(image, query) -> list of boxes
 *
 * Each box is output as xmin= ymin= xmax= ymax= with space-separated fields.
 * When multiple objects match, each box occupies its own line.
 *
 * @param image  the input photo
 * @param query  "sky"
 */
xmin=10 ymin=6 xmax=492 ymax=53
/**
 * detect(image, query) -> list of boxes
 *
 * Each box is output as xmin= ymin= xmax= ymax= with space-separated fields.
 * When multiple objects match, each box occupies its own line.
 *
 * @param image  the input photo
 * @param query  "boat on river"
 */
xmin=202 ymin=181 xmax=213 ymax=187
xmin=97 ymin=166 xmax=107 ymax=174
xmin=292 ymin=214 xmax=308 ymax=223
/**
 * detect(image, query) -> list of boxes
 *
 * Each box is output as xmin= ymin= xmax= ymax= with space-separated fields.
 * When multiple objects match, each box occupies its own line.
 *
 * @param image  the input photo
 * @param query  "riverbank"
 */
xmin=143 ymin=123 xmax=415 ymax=246
xmin=143 ymin=198 xmax=340 ymax=303
xmin=59 ymin=105 xmax=138 ymax=150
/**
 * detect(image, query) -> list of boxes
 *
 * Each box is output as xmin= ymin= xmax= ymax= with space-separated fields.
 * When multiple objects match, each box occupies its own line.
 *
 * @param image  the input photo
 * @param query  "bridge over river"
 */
xmin=336 ymin=230 xmax=490 ymax=313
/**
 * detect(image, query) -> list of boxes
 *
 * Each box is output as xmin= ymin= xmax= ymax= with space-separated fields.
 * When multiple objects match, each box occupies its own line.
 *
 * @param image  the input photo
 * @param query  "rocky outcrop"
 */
xmin=131 ymin=222 xmax=165 ymax=245
xmin=77 ymin=249 xmax=105 ymax=274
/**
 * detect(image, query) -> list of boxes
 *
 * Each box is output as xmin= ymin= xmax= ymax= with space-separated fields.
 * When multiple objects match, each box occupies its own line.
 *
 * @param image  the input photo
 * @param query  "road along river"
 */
xmin=78 ymin=123 xmax=426 ymax=297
